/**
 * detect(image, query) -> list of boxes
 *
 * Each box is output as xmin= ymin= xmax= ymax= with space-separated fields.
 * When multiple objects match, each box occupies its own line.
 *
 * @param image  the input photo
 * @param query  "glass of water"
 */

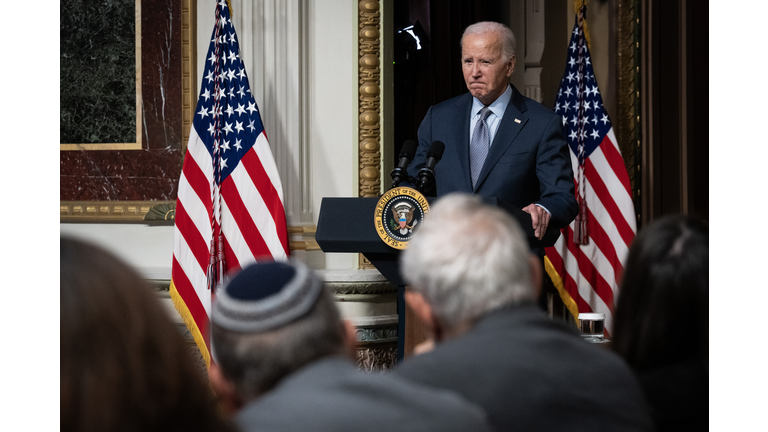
xmin=578 ymin=313 xmax=605 ymax=341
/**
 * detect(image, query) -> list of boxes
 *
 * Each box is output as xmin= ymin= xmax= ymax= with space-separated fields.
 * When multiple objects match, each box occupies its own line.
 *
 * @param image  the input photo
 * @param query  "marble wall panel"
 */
xmin=60 ymin=149 xmax=182 ymax=201
xmin=60 ymin=0 xmax=185 ymax=202
xmin=140 ymin=0 xmax=183 ymax=151
xmin=61 ymin=0 xmax=137 ymax=144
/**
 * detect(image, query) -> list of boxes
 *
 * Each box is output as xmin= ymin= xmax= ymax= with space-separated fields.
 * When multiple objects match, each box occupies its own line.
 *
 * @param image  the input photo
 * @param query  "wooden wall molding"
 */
xmin=357 ymin=0 xmax=382 ymax=270
xmin=60 ymin=201 xmax=176 ymax=222
xmin=615 ymin=0 xmax=642 ymax=226
xmin=181 ymin=0 xmax=197 ymax=154
xmin=358 ymin=1 xmax=382 ymax=198
xmin=61 ymin=200 xmax=318 ymax=251
xmin=356 ymin=345 xmax=397 ymax=372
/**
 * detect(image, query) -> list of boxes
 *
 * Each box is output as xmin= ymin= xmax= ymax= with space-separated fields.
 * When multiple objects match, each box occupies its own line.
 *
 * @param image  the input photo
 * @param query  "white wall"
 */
xmin=307 ymin=0 xmax=358 ymax=270
xmin=60 ymin=224 xmax=175 ymax=280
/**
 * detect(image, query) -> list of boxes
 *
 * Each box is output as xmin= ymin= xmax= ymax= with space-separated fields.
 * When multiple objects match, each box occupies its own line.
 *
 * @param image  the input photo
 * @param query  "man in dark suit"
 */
xmin=208 ymin=259 xmax=493 ymax=432
xmin=409 ymin=21 xmax=577 ymax=239
xmin=396 ymin=193 xmax=654 ymax=432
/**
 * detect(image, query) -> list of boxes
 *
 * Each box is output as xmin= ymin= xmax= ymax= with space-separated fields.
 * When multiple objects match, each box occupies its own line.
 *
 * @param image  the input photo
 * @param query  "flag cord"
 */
xmin=572 ymin=5 xmax=589 ymax=245
xmin=207 ymin=5 xmax=225 ymax=291
xmin=573 ymin=0 xmax=592 ymax=50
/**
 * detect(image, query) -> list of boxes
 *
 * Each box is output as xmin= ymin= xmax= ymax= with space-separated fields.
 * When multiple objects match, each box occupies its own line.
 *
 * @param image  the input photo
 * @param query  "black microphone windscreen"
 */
xmin=427 ymin=140 xmax=445 ymax=160
xmin=400 ymin=140 xmax=418 ymax=160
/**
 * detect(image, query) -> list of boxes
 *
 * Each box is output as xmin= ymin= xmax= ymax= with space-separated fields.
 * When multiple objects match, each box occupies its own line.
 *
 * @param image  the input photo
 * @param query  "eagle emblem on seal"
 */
xmin=392 ymin=202 xmax=417 ymax=235
xmin=374 ymin=186 xmax=429 ymax=249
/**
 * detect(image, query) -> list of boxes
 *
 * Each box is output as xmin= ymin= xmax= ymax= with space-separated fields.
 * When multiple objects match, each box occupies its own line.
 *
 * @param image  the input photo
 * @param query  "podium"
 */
xmin=315 ymin=195 xmax=560 ymax=360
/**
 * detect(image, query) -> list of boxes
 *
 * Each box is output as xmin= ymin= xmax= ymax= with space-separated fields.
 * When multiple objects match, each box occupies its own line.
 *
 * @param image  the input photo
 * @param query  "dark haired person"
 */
xmin=208 ymin=259 xmax=493 ymax=432
xmin=61 ymin=237 xmax=236 ymax=432
xmin=612 ymin=215 xmax=709 ymax=431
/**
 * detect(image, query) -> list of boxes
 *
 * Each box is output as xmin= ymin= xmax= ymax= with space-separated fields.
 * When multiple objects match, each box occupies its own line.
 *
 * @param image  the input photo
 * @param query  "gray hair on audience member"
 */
xmin=461 ymin=21 xmax=517 ymax=62
xmin=400 ymin=193 xmax=534 ymax=330
xmin=211 ymin=260 xmax=346 ymax=401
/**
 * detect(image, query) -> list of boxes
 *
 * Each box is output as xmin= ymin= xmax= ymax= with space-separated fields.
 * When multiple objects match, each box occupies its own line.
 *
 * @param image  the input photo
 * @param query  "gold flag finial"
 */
xmin=573 ymin=0 xmax=592 ymax=51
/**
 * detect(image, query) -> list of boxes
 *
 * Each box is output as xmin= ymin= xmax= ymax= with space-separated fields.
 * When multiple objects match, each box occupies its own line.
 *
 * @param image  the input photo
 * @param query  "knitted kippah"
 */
xmin=211 ymin=259 xmax=323 ymax=332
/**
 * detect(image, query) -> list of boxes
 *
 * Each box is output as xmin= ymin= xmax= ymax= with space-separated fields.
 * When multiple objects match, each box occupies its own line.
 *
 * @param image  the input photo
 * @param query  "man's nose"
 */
xmin=471 ymin=64 xmax=482 ymax=77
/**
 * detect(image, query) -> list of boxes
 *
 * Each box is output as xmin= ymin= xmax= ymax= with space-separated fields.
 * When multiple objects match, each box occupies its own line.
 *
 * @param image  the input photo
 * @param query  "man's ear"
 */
xmin=405 ymin=290 xmax=436 ymax=334
xmin=209 ymin=362 xmax=244 ymax=415
xmin=529 ymin=254 xmax=543 ymax=300
xmin=506 ymin=55 xmax=516 ymax=77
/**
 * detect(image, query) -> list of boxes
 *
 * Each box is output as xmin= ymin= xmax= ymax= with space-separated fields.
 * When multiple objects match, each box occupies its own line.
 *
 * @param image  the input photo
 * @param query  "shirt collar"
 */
xmin=472 ymin=84 xmax=513 ymax=119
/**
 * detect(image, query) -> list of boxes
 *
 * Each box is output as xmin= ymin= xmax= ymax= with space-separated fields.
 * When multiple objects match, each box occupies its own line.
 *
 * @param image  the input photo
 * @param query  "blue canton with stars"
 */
xmin=192 ymin=1 xmax=264 ymax=182
xmin=554 ymin=15 xmax=612 ymax=160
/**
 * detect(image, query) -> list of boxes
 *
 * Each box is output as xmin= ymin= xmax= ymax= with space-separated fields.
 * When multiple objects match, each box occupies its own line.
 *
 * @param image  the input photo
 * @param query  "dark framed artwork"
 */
xmin=60 ymin=0 xmax=197 ymax=222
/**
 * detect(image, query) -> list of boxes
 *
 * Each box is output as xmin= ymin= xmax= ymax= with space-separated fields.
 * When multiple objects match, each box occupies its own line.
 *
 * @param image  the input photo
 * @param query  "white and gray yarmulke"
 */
xmin=212 ymin=259 xmax=323 ymax=332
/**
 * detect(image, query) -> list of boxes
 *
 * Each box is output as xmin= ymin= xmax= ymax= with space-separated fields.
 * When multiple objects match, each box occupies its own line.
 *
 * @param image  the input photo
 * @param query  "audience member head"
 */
xmin=209 ymin=259 xmax=352 ymax=409
xmin=612 ymin=215 xmax=709 ymax=373
xmin=400 ymin=193 xmax=540 ymax=340
xmin=60 ymin=237 xmax=234 ymax=432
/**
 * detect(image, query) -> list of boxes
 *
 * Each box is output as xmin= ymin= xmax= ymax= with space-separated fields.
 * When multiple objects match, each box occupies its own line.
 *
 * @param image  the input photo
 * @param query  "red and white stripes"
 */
xmin=545 ymin=128 xmax=636 ymax=336
xmin=171 ymin=126 xmax=289 ymax=365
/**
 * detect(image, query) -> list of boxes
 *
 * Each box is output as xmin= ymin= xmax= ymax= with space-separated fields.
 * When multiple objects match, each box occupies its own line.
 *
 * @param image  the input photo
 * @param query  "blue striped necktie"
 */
xmin=470 ymin=107 xmax=492 ymax=189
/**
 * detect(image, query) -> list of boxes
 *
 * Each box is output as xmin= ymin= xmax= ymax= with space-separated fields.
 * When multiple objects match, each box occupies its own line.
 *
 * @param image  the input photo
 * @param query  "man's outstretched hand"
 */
xmin=522 ymin=204 xmax=550 ymax=241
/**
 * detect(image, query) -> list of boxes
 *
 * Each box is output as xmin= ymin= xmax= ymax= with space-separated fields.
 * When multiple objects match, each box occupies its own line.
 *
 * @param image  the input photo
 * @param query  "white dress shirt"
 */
xmin=469 ymin=84 xmax=513 ymax=147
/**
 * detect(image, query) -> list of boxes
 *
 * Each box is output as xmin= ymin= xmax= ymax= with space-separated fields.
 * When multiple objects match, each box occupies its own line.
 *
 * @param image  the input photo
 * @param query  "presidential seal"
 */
xmin=374 ymin=187 xmax=429 ymax=250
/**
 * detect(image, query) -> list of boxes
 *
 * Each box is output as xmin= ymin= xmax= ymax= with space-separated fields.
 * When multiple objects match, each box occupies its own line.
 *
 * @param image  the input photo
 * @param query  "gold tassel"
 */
xmin=573 ymin=0 xmax=592 ymax=51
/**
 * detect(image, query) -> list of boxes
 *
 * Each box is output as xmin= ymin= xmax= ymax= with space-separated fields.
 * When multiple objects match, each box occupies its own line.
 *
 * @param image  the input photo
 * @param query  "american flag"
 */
xmin=544 ymin=6 xmax=636 ymax=337
xmin=170 ymin=0 xmax=289 ymax=365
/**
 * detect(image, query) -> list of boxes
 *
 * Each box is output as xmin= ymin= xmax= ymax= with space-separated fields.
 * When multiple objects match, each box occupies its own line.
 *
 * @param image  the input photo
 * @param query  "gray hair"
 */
xmin=461 ymin=21 xmax=517 ymax=62
xmin=400 ymin=193 xmax=534 ymax=330
xmin=211 ymin=284 xmax=346 ymax=401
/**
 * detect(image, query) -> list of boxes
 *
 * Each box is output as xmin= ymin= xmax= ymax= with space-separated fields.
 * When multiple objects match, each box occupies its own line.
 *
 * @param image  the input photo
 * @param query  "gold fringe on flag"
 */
xmin=573 ymin=0 xmax=592 ymax=51
xmin=544 ymin=257 xmax=580 ymax=324
xmin=227 ymin=0 xmax=233 ymax=19
xmin=170 ymin=281 xmax=212 ymax=368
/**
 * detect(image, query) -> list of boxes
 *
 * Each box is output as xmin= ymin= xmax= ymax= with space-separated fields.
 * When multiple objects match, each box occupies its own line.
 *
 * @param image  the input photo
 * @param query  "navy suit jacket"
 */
xmin=409 ymin=86 xmax=578 ymax=229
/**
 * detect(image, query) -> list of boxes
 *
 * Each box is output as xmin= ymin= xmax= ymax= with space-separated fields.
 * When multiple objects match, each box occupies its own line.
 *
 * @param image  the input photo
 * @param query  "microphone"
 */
xmin=390 ymin=140 xmax=418 ymax=188
xmin=417 ymin=140 xmax=445 ymax=192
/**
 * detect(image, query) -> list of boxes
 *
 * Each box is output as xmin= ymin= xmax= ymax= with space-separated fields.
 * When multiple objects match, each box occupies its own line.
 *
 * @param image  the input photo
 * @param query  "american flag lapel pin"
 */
xmin=514 ymin=118 xmax=521 ymax=123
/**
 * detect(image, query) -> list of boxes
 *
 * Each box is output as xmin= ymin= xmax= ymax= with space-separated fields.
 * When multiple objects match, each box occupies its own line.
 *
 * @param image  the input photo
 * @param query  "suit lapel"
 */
xmin=474 ymin=86 xmax=529 ymax=191
xmin=453 ymin=94 xmax=474 ymax=191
